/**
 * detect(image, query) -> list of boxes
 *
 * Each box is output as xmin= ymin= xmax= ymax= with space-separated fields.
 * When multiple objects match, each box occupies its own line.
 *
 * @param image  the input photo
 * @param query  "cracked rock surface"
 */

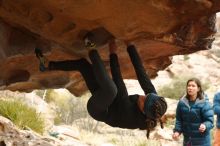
xmin=0 ymin=0 xmax=219 ymax=95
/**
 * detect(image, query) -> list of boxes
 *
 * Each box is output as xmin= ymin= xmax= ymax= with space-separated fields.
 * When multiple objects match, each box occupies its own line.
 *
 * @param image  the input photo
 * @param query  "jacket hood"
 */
xmin=180 ymin=94 xmax=206 ymax=108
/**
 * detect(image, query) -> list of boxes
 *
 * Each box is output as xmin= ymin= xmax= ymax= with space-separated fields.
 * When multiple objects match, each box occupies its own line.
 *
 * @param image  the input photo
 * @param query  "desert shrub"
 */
xmin=135 ymin=140 xmax=160 ymax=146
xmin=56 ymin=95 xmax=88 ymax=124
xmin=157 ymin=76 xmax=188 ymax=100
xmin=158 ymin=76 xmax=210 ymax=100
xmin=53 ymin=113 xmax=62 ymax=125
xmin=40 ymin=89 xmax=89 ymax=125
xmin=210 ymin=48 xmax=220 ymax=58
xmin=0 ymin=99 xmax=45 ymax=134
xmin=34 ymin=90 xmax=45 ymax=98
xmin=34 ymin=89 xmax=56 ymax=103
xmin=73 ymin=117 xmax=101 ymax=132
xmin=183 ymin=55 xmax=190 ymax=61
xmin=108 ymin=136 xmax=160 ymax=146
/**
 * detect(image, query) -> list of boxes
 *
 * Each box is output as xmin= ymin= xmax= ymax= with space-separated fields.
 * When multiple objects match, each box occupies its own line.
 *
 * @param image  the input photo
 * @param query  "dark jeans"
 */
xmin=48 ymin=50 xmax=117 ymax=121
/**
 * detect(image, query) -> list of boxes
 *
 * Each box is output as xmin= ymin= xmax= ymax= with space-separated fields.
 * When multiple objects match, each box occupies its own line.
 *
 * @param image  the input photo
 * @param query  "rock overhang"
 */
xmin=0 ymin=0 xmax=219 ymax=96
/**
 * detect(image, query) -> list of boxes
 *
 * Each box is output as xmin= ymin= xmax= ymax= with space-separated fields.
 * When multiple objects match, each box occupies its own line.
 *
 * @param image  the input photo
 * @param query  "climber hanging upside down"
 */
xmin=35 ymin=34 xmax=167 ymax=138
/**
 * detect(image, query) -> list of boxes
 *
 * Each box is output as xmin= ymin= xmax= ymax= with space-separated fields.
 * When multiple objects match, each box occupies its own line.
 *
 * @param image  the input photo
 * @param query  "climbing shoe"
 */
xmin=84 ymin=32 xmax=96 ymax=49
xmin=35 ymin=48 xmax=47 ymax=72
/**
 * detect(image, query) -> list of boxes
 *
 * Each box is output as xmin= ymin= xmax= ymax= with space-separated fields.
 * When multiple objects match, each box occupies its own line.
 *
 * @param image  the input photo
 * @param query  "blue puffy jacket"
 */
xmin=213 ymin=92 xmax=220 ymax=128
xmin=174 ymin=95 xmax=214 ymax=146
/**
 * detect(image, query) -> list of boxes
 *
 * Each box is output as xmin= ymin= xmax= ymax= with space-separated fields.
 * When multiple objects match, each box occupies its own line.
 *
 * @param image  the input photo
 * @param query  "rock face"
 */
xmin=0 ymin=0 xmax=219 ymax=95
xmin=0 ymin=116 xmax=88 ymax=146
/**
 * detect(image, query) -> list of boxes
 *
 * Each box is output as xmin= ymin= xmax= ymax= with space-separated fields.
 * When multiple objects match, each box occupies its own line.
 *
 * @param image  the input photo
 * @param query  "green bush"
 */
xmin=210 ymin=48 xmax=220 ymax=59
xmin=157 ymin=77 xmax=187 ymax=100
xmin=34 ymin=89 xmax=56 ymax=103
xmin=0 ymin=99 xmax=45 ymax=134
xmin=35 ymin=89 xmax=90 ymax=125
xmin=44 ymin=89 xmax=89 ymax=125
xmin=108 ymin=136 xmax=160 ymax=146
xmin=183 ymin=55 xmax=190 ymax=61
xmin=53 ymin=113 xmax=62 ymax=125
xmin=158 ymin=76 xmax=210 ymax=100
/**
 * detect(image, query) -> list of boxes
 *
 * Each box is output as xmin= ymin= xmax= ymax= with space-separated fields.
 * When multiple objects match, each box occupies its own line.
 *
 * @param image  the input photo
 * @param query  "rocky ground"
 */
xmin=0 ymin=90 xmax=179 ymax=146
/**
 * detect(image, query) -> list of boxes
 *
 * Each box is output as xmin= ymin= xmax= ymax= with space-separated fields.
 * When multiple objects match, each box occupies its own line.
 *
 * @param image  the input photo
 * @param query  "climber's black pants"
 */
xmin=48 ymin=50 xmax=117 ymax=121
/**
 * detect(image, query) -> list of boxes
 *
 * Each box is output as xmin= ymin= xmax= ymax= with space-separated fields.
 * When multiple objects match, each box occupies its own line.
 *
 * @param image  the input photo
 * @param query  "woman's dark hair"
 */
xmin=186 ymin=78 xmax=204 ymax=100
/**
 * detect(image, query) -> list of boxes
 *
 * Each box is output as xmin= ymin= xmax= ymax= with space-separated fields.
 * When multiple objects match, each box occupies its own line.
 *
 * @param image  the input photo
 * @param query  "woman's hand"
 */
xmin=109 ymin=39 xmax=117 ymax=54
xmin=172 ymin=132 xmax=180 ymax=140
xmin=199 ymin=123 xmax=206 ymax=133
xmin=124 ymin=40 xmax=133 ymax=47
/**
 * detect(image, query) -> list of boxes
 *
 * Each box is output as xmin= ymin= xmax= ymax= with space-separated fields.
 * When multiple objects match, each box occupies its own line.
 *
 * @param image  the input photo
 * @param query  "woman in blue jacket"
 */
xmin=213 ymin=91 xmax=220 ymax=146
xmin=172 ymin=78 xmax=213 ymax=146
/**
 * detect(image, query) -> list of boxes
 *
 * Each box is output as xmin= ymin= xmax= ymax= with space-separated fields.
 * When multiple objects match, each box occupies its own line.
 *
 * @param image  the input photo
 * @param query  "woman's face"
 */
xmin=187 ymin=81 xmax=200 ymax=98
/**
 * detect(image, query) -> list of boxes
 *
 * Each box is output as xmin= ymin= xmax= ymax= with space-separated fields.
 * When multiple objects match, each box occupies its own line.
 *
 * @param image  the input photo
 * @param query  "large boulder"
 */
xmin=0 ymin=116 xmax=88 ymax=146
xmin=0 ymin=0 xmax=219 ymax=95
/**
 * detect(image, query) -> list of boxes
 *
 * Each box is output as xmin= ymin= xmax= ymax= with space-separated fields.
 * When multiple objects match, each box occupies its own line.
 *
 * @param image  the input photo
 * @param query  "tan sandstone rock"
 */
xmin=0 ymin=0 xmax=219 ymax=95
